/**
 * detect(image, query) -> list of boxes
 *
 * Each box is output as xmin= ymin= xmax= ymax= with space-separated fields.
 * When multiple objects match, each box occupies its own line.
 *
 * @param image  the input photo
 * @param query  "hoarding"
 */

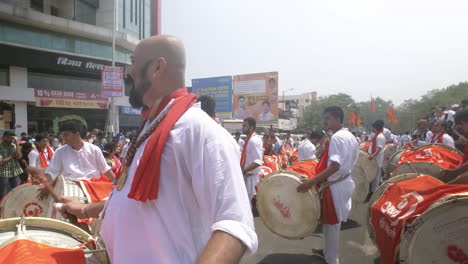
xmin=191 ymin=76 xmax=233 ymax=119
xmin=101 ymin=66 xmax=124 ymax=97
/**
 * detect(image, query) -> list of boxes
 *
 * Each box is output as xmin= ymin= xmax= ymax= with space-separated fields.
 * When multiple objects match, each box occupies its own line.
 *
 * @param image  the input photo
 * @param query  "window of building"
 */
xmin=75 ymin=0 xmax=97 ymax=26
xmin=30 ymin=0 xmax=44 ymax=12
xmin=0 ymin=67 xmax=9 ymax=86
xmin=122 ymin=0 xmax=126 ymax=28
xmin=28 ymin=71 xmax=101 ymax=94
xmin=130 ymin=0 xmax=133 ymax=22
xmin=50 ymin=6 xmax=59 ymax=17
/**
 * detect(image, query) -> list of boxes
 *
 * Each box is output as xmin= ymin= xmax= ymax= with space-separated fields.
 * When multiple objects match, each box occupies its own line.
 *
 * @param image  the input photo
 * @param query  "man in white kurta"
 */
xmin=234 ymin=132 xmax=245 ymax=152
xmin=368 ymin=127 xmax=386 ymax=192
xmin=241 ymin=118 xmax=263 ymax=201
xmin=429 ymin=120 xmax=455 ymax=148
xmin=297 ymin=137 xmax=316 ymax=161
xmin=297 ymin=106 xmax=359 ymax=264
xmin=400 ymin=132 xmax=411 ymax=149
xmin=101 ymin=103 xmax=258 ymax=263
xmin=28 ymin=135 xmax=54 ymax=169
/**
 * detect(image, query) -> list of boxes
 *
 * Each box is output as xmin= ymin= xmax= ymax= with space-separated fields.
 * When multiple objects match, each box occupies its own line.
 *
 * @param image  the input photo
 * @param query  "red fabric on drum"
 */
xmin=370 ymin=175 xmax=468 ymax=264
xmin=397 ymin=145 xmax=463 ymax=169
xmin=80 ymin=175 xmax=115 ymax=203
xmin=314 ymin=143 xmax=339 ymax=225
xmin=0 ymin=240 xmax=85 ymax=264
xmin=286 ymin=160 xmax=318 ymax=179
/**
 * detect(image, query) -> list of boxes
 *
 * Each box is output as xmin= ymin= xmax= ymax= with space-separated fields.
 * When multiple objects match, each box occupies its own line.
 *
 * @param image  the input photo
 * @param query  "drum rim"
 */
xmin=399 ymin=195 xmax=468 ymax=262
xmin=0 ymin=184 xmax=52 ymax=218
xmin=257 ymin=170 xmax=321 ymax=239
xmin=366 ymin=173 xmax=424 ymax=247
xmin=385 ymin=149 xmax=405 ymax=177
xmin=413 ymin=143 xmax=464 ymax=156
xmin=391 ymin=161 xmax=444 ymax=179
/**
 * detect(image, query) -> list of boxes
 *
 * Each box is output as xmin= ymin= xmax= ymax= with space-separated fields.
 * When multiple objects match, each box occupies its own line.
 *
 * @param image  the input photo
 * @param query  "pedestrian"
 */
xmin=59 ymin=35 xmax=257 ymax=263
xmin=0 ymin=131 xmax=23 ymax=199
xmin=368 ymin=120 xmax=386 ymax=195
xmin=28 ymin=135 xmax=54 ymax=169
xmin=297 ymin=106 xmax=359 ymax=264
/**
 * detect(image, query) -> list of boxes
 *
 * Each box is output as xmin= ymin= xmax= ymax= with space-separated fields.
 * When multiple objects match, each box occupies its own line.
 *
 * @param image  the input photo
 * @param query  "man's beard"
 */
xmin=128 ymin=76 xmax=152 ymax=109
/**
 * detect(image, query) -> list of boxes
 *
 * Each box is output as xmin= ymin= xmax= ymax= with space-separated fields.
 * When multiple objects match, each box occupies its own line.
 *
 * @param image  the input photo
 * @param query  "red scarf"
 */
xmin=240 ymin=133 xmax=255 ymax=168
xmin=371 ymin=131 xmax=382 ymax=153
xmin=38 ymin=146 xmax=53 ymax=168
xmin=430 ymin=133 xmax=444 ymax=144
xmin=128 ymin=88 xmax=197 ymax=202
xmin=314 ymin=142 xmax=339 ymax=225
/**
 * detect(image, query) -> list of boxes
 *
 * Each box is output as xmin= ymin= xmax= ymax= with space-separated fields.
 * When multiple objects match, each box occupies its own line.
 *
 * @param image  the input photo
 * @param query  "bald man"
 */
xmin=59 ymin=36 xmax=257 ymax=263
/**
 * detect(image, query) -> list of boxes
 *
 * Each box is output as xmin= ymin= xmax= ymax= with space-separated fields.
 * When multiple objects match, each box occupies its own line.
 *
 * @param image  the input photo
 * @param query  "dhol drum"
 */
xmin=391 ymin=144 xmax=463 ymax=179
xmin=385 ymin=149 xmax=406 ymax=178
xmin=256 ymin=170 xmax=321 ymax=239
xmin=1 ymin=176 xmax=89 ymax=221
xmin=368 ymin=174 xmax=468 ymax=264
xmin=351 ymin=151 xmax=379 ymax=203
xmin=382 ymin=143 xmax=397 ymax=175
xmin=0 ymin=217 xmax=108 ymax=263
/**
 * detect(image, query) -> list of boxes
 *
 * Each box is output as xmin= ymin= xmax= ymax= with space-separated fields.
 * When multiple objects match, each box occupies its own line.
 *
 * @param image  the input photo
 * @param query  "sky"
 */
xmin=161 ymin=0 xmax=468 ymax=105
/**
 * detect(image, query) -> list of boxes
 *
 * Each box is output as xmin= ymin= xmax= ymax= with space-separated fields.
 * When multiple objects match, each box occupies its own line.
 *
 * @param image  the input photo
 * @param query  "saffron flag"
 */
xmin=370 ymin=97 xmax=376 ymax=112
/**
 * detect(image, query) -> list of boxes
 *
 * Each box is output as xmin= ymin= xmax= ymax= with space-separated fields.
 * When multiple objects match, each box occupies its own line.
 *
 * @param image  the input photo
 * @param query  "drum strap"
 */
xmin=317 ymin=172 xmax=351 ymax=198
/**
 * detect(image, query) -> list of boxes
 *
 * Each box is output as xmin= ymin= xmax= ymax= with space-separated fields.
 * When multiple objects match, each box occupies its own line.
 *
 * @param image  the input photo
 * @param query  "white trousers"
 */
xmin=323 ymin=223 xmax=341 ymax=264
xmin=370 ymin=166 xmax=382 ymax=192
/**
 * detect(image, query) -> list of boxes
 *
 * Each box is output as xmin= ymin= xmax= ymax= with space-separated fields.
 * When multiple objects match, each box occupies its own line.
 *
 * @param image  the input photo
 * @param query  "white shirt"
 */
xmin=236 ymin=138 xmax=245 ymax=152
xmin=430 ymin=133 xmax=455 ymax=148
xmin=445 ymin=110 xmax=456 ymax=122
xmin=298 ymin=139 xmax=316 ymax=161
xmin=45 ymin=142 xmax=110 ymax=180
xmin=284 ymin=137 xmax=294 ymax=148
xmin=101 ymin=103 xmax=257 ymax=263
xmin=242 ymin=134 xmax=263 ymax=197
xmin=28 ymin=147 xmax=54 ymax=168
xmin=368 ymin=133 xmax=386 ymax=167
xmin=383 ymin=128 xmax=392 ymax=142
xmin=327 ymin=127 xmax=359 ymax=222
xmin=400 ymin=134 xmax=411 ymax=147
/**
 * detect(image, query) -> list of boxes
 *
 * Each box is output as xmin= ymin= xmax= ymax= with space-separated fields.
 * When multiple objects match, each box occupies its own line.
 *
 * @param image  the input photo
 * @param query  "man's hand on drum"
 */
xmin=297 ymin=178 xmax=318 ymax=192
xmin=60 ymin=199 xmax=88 ymax=219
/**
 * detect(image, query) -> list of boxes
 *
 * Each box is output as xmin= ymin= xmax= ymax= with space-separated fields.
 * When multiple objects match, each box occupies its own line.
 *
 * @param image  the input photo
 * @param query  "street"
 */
xmin=241 ymin=195 xmax=380 ymax=264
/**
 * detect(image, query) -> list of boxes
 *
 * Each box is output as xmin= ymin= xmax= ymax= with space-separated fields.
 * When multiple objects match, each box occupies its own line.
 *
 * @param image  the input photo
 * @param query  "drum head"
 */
xmin=1 ymin=184 xmax=51 ymax=218
xmin=383 ymin=144 xmax=397 ymax=173
xmin=367 ymin=173 xmax=423 ymax=243
xmin=386 ymin=150 xmax=404 ymax=178
xmin=399 ymin=196 xmax=468 ymax=263
xmin=357 ymin=151 xmax=379 ymax=183
xmin=351 ymin=166 xmax=368 ymax=203
xmin=256 ymin=171 xmax=320 ymax=239
xmin=392 ymin=162 xmax=444 ymax=180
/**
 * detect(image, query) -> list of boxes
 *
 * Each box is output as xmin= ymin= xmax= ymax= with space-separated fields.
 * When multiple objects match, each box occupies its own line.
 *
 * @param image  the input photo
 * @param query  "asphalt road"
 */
xmin=241 ymin=196 xmax=380 ymax=264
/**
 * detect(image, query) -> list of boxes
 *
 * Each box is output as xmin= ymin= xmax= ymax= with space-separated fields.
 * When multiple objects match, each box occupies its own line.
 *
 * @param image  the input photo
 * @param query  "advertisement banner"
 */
xmin=35 ymin=89 xmax=108 ymax=109
xmin=278 ymin=118 xmax=297 ymax=131
xmin=232 ymin=72 xmax=278 ymax=124
xmin=101 ymin=66 xmax=124 ymax=97
xmin=120 ymin=106 xmax=142 ymax=115
xmin=191 ymin=76 xmax=233 ymax=119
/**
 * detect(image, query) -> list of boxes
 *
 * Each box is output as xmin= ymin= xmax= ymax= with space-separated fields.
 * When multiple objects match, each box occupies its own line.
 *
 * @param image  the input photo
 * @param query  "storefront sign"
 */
xmin=102 ymin=66 xmax=124 ymax=97
xmin=120 ymin=106 xmax=142 ymax=115
xmin=34 ymin=89 xmax=108 ymax=109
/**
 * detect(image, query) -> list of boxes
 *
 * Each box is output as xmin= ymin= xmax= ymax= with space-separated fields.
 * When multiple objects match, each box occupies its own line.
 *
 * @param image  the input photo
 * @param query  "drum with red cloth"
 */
xmin=385 ymin=149 xmax=406 ymax=178
xmin=263 ymin=155 xmax=281 ymax=172
xmin=368 ymin=173 xmax=468 ymax=264
xmin=391 ymin=144 xmax=463 ymax=179
xmin=0 ymin=217 xmax=108 ymax=263
xmin=256 ymin=168 xmax=320 ymax=239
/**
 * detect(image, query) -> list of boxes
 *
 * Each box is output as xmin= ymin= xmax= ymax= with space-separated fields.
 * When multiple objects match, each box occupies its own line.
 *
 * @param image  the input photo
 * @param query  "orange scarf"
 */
xmin=371 ymin=131 xmax=382 ymax=153
xmin=429 ymin=133 xmax=444 ymax=144
xmin=38 ymin=146 xmax=53 ymax=168
xmin=128 ymin=88 xmax=197 ymax=202
xmin=314 ymin=142 xmax=339 ymax=225
xmin=240 ymin=132 xmax=255 ymax=168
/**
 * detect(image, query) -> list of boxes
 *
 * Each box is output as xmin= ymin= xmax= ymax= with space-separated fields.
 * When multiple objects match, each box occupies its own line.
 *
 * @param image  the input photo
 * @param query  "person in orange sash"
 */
xmin=28 ymin=135 xmax=54 ymax=169
xmin=297 ymin=106 xmax=359 ymax=264
xmin=428 ymin=120 xmax=455 ymax=148
xmin=442 ymin=109 xmax=468 ymax=183
xmin=241 ymin=117 xmax=264 ymax=202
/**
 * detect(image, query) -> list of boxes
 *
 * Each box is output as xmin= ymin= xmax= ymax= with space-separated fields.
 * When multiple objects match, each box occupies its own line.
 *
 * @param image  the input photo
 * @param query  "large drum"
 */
xmin=385 ymin=149 xmax=406 ymax=178
xmin=351 ymin=151 xmax=378 ymax=203
xmin=368 ymin=174 xmax=468 ymax=264
xmin=1 ymin=176 xmax=88 ymax=221
xmin=382 ymin=143 xmax=397 ymax=174
xmin=0 ymin=217 xmax=108 ymax=263
xmin=391 ymin=144 xmax=463 ymax=179
xmin=256 ymin=170 xmax=321 ymax=239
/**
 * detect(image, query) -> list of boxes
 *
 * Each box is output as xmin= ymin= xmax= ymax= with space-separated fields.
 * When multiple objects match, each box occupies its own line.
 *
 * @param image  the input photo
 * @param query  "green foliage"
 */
xmin=298 ymin=82 xmax=468 ymax=133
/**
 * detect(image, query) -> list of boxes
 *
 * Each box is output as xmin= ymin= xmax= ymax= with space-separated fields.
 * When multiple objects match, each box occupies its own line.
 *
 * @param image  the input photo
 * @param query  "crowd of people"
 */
xmin=0 ymin=35 xmax=467 ymax=264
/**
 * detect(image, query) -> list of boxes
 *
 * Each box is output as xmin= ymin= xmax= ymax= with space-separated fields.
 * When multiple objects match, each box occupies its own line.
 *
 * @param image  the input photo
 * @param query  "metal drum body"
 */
xmin=391 ymin=162 xmax=444 ymax=179
xmin=256 ymin=170 xmax=321 ymax=239
xmin=382 ymin=144 xmax=397 ymax=175
xmin=352 ymin=151 xmax=378 ymax=203
xmin=386 ymin=150 xmax=404 ymax=178
xmin=0 ymin=217 xmax=108 ymax=263
xmin=1 ymin=176 xmax=89 ymax=220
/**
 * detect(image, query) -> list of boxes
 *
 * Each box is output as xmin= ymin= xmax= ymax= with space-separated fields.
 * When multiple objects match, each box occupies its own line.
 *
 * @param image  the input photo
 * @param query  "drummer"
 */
xmin=428 ymin=120 xmax=455 ymax=148
xmin=30 ymin=120 xmax=116 ymax=199
xmin=297 ymin=131 xmax=321 ymax=162
xmin=368 ymin=120 xmax=386 ymax=194
xmin=442 ymin=109 xmax=468 ymax=183
xmin=297 ymin=105 xmax=359 ymax=264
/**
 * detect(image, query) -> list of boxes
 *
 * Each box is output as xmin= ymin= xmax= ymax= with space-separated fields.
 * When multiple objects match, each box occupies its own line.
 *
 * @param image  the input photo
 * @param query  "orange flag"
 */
xmin=356 ymin=115 xmax=362 ymax=127
xmin=370 ymin=97 xmax=376 ymax=112
xmin=386 ymin=107 xmax=397 ymax=124
xmin=348 ymin=112 xmax=357 ymax=125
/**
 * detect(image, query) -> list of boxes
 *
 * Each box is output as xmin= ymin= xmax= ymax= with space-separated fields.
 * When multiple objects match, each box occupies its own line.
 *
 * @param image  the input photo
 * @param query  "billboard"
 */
xmin=233 ymin=72 xmax=278 ymax=125
xmin=35 ymin=89 xmax=108 ymax=109
xmin=192 ymin=76 xmax=233 ymax=119
xmin=101 ymin=66 xmax=124 ymax=97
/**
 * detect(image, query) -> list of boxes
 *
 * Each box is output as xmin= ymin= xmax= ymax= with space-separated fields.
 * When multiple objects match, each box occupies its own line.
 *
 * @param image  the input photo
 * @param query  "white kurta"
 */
xmin=430 ymin=133 xmax=455 ymax=148
xmin=236 ymin=138 xmax=245 ymax=152
xmin=242 ymin=134 xmax=263 ymax=199
xmin=28 ymin=147 xmax=54 ymax=168
xmin=327 ymin=128 xmax=359 ymax=222
xmin=368 ymin=134 xmax=386 ymax=167
xmin=383 ymin=128 xmax=392 ymax=142
xmin=400 ymin=134 xmax=411 ymax=148
xmin=45 ymin=142 xmax=110 ymax=180
xmin=297 ymin=139 xmax=316 ymax=161
xmin=100 ymin=103 xmax=258 ymax=264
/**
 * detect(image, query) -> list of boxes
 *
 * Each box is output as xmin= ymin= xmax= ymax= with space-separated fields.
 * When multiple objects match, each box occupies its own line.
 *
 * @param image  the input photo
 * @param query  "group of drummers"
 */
xmin=0 ymin=35 xmax=468 ymax=264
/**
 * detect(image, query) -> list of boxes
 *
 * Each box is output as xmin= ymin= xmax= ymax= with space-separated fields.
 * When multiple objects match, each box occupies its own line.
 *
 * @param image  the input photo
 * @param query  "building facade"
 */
xmin=279 ymin=91 xmax=317 ymax=119
xmin=0 ymin=0 xmax=160 ymax=135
